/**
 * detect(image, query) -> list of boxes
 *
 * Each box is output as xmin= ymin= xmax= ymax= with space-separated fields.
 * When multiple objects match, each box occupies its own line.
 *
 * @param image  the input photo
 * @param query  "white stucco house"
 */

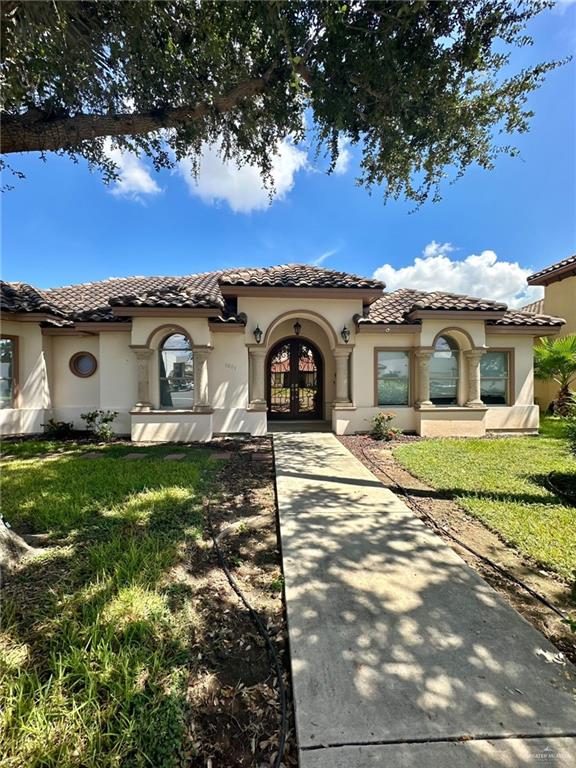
xmin=0 ymin=264 xmax=565 ymax=441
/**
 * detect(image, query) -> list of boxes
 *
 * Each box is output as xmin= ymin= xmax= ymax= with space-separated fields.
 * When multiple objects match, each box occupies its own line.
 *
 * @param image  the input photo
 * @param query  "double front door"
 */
xmin=267 ymin=338 xmax=323 ymax=420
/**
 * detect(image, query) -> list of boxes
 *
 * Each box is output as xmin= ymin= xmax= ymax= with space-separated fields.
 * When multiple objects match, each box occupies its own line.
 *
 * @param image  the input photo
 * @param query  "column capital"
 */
xmin=130 ymin=346 xmax=154 ymax=359
xmin=193 ymin=346 xmax=213 ymax=359
xmin=464 ymin=347 xmax=487 ymax=360
xmin=415 ymin=347 xmax=434 ymax=360
xmin=333 ymin=346 xmax=352 ymax=359
xmin=248 ymin=346 xmax=267 ymax=359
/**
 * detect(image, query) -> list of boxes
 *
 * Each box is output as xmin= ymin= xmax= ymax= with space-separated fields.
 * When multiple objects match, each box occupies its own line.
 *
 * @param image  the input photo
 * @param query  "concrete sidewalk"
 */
xmin=273 ymin=433 xmax=576 ymax=767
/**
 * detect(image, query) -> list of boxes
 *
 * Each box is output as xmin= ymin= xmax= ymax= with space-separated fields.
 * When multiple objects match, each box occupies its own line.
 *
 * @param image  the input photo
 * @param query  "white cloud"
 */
xmin=310 ymin=248 xmax=338 ymax=266
xmin=178 ymin=138 xmax=308 ymax=213
xmin=373 ymin=241 xmax=544 ymax=307
xmin=104 ymin=142 xmax=162 ymax=201
xmin=334 ymin=137 xmax=352 ymax=175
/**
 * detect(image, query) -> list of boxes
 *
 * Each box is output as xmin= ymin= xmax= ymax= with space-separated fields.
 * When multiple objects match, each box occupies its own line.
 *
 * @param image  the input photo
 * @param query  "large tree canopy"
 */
xmin=0 ymin=0 xmax=560 ymax=202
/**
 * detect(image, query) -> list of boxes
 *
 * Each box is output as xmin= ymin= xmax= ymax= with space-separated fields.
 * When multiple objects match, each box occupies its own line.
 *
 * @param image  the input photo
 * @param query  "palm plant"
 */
xmin=534 ymin=334 xmax=576 ymax=415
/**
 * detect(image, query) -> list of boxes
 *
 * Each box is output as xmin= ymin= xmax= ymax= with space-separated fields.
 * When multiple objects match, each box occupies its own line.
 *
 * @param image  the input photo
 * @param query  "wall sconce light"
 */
xmin=341 ymin=325 xmax=351 ymax=344
xmin=293 ymin=320 xmax=302 ymax=336
xmin=253 ymin=325 xmax=263 ymax=344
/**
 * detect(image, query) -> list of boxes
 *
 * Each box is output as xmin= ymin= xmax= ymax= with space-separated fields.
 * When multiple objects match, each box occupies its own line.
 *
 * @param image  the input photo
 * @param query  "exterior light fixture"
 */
xmin=341 ymin=325 xmax=351 ymax=344
xmin=293 ymin=320 xmax=302 ymax=336
xmin=253 ymin=325 xmax=263 ymax=344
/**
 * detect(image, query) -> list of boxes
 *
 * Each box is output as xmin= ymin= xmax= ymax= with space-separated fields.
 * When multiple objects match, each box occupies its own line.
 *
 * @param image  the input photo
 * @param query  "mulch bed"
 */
xmin=339 ymin=434 xmax=576 ymax=665
xmin=182 ymin=437 xmax=297 ymax=767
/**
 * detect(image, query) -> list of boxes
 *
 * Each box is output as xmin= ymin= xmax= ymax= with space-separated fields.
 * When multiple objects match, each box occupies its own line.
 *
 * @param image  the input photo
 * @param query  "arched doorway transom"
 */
xmin=267 ymin=337 xmax=323 ymax=420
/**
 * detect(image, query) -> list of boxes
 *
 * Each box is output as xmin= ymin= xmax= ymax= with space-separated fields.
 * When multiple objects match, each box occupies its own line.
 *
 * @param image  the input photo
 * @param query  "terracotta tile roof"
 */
xmin=42 ymin=273 xmax=222 ymax=322
xmin=359 ymin=288 xmax=424 ymax=324
xmin=410 ymin=291 xmax=507 ymax=313
xmin=360 ymin=288 xmax=563 ymax=328
xmin=109 ymin=284 xmax=225 ymax=310
xmin=219 ymin=264 xmax=384 ymax=290
xmin=527 ymin=255 xmax=576 ymax=286
xmin=1 ymin=281 xmax=68 ymax=318
xmin=520 ymin=298 xmax=545 ymax=314
xmin=3 ymin=266 xmax=564 ymax=330
xmin=488 ymin=308 xmax=565 ymax=328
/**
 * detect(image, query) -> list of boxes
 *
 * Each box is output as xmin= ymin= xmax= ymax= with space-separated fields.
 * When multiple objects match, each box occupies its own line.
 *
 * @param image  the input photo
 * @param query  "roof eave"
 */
xmin=0 ymin=310 xmax=67 ymax=323
xmin=110 ymin=307 xmax=223 ymax=318
xmin=355 ymin=323 xmax=421 ymax=333
xmin=486 ymin=324 xmax=563 ymax=335
xmin=527 ymin=264 xmax=576 ymax=286
xmin=408 ymin=309 xmax=506 ymax=321
xmin=219 ymin=285 xmax=383 ymax=303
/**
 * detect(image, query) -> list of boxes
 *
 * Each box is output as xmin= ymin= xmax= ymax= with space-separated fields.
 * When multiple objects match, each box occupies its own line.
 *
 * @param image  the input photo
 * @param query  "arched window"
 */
xmin=430 ymin=335 xmax=459 ymax=406
xmin=159 ymin=334 xmax=194 ymax=409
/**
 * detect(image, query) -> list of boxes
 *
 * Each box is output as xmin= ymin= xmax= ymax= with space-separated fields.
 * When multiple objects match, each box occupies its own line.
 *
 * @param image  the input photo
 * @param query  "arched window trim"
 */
xmin=159 ymin=332 xmax=194 ymax=410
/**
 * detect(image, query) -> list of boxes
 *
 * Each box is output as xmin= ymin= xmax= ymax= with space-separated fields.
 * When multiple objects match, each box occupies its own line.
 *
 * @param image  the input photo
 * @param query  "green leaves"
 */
xmin=0 ymin=0 xmax=563 ymax=204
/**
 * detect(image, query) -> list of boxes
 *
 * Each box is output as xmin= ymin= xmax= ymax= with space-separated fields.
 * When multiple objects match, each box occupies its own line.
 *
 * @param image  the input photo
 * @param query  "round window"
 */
xmin=69 ymin=351 xmax=97 ymax=378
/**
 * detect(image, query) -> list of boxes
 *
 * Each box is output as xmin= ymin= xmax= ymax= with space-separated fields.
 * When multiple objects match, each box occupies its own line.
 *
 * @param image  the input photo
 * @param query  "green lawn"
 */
xmin=0 ymin=441 xmax=216 ymax=767
xmin=394 ymin=418 xmax=576 ymax=582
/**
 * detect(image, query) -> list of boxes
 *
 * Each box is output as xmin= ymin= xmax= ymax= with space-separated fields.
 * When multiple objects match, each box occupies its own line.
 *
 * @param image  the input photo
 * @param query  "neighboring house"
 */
xmin=0 ymin=264 xmax=565 ymax=441
xmin=525 ymin=255 xmax=575 ymax=411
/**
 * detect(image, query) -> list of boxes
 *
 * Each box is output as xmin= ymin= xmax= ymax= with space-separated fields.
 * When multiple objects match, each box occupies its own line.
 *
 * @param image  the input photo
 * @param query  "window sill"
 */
xmin=417 ymin=405 xmax=488 ymax=412
xmin=130 ymin=408 xmax=214 ymax=416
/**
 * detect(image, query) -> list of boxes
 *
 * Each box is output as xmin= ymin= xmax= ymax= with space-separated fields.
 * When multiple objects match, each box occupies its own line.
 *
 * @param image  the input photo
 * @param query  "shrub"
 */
xmin=81 ymin=409 xmax=118 ymax=441
xmin=42 ymin=418 xmax=74 ymax=438
xmin=370 ymin=411 xmax=401 ymax=441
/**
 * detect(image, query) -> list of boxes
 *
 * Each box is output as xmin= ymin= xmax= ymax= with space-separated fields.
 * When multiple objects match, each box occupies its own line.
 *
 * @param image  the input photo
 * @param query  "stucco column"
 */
xmin=131 ymin=347 xmax=153 ymax=411
xmin=193 ymin=347 xmax=212 ymax=411
xmin=465 ymin=349 xmax=486 ymax=408
xmin=415 ymin=349 xmax=433 ymax=407
xmin=334 ymin=348 xmax=352 ymax=404
xmin=249 ymin=347 xmax=267 ymax=405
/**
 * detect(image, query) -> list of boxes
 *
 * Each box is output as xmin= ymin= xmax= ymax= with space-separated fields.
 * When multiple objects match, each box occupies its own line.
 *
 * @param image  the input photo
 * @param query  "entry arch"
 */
xmin=267 ymin=336 xmax=324 ymax=420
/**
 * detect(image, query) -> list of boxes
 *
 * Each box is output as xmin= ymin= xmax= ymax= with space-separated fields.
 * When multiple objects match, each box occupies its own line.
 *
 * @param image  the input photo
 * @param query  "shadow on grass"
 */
xmin=0 ymin=442 xmax=277 ymax=767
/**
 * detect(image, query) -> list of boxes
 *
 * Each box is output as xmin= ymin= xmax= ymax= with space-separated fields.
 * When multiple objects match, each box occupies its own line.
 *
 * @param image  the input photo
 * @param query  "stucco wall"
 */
xmin=0 ymin=320 xmax=50 ymax=434
xmin=98 ymin=332 xmax=135 ymax=434
xmin=535 ymin=275 xmax=575 ymax=410
xmin=1 ymin=309 xmax=542 ymax=440
xmin=209 ymin=331 xmax=266 ymax=434
xmin=51 ymin=335 xmax=100 ymax=428
xmin=238 ymin=296 xmax=362 ymax=347
xmin=348 ymin=330 xmax=419 ymax=433
xmin=340 ymin=325 xmax=538 ymax=435
xmin=484 ymin=334 xmax=538 ymax=431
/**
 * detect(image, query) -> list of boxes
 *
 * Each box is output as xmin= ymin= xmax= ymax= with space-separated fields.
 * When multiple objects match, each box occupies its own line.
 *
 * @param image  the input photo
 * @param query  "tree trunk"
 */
xmin=0 ymin=73 xmax=278 ymax=154
xmin=0 ymin=520 xmax=35 ymax=571
xmin=553 ymin=384 xmax=574 ymax=416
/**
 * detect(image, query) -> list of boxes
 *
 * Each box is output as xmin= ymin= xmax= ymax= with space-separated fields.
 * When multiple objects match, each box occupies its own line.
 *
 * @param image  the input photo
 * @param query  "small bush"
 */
xmin=370 ymin=411 xmax=401 ymax=441
xmin=81 ymin=409 xmax=118 ymax=441
xmin=42 ymin=418 xmax=74 ymax=438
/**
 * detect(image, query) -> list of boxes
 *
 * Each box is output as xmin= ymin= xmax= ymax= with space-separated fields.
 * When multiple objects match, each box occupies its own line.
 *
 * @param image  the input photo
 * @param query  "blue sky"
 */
xmin=1 ymin=2 xmax=575 ymax=307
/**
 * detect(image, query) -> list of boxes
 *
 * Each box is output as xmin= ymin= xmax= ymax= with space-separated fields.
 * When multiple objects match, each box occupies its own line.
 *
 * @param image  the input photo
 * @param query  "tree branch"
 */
xmin=0 ymin=73 xmax=276 ymax=154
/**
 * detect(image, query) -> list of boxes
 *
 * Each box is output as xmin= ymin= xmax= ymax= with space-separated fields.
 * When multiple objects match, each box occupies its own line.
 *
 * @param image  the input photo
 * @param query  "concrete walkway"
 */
xmin=274 ymin=433 xmax=576 ymax=767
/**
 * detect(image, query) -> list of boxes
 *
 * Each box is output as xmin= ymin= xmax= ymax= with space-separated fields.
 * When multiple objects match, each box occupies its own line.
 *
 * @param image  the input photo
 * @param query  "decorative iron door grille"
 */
xmin=267 ymin=338 xmax=323 ymax=419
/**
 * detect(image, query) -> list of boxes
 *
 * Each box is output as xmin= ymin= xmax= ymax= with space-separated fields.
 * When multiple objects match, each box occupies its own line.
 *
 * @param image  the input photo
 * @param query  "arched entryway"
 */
xmin=267 ymin=337 xmax=324 ymax=420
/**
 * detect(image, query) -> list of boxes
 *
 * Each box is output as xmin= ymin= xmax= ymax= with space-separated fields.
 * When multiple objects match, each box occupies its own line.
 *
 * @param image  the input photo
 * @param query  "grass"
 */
xmin=394 ymin=417 xmax=576 ymax=582
xmin=0 ymin=441 xmax=218 ymax=768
